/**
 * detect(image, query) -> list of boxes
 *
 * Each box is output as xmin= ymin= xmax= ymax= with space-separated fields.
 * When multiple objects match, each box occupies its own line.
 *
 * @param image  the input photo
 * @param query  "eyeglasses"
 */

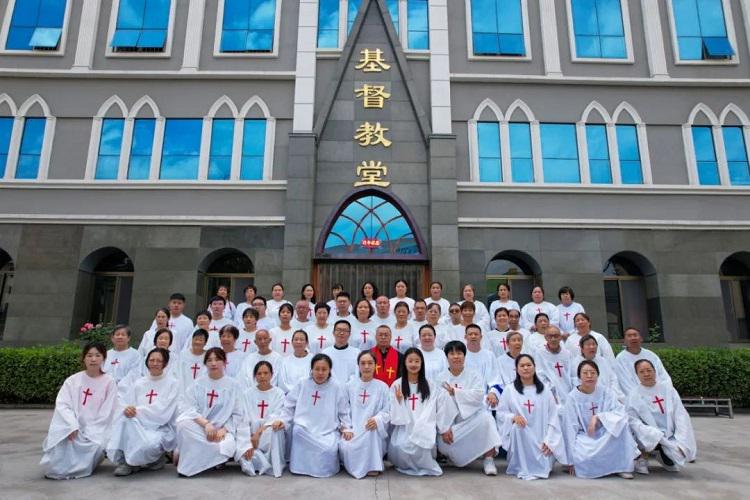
xmin=334 ymin=328 xmax=350 ymax=334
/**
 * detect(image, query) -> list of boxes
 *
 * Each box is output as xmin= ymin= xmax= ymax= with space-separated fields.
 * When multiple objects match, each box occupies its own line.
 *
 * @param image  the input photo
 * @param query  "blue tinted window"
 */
xmin=241 ymin=119 xmax=266 ymax=180
xmin=723 ymin=126 xmax=750 ymax=185
xmin=541 ymin=123 xmax=580 ymax=183
xmin=0 ymin=117 xmax=13 ymax=178
xmin=15 ymin=117 xmax=45 ymax=179
xmin=317 ymin=0 xmax=339 ymax=48
xmin=692 ymin=126 xmax=720 ymax=185
xmin=572 ymin=0 xmax=626 ymax=59
xmin=160 ymin=119 xmax=202 ymax=180
xmin=221 ymin=0 xmax=276 ymax=52
xmin=673 ymin=0 xmax=733 ymax=60
xmin=477 ymin=122 xmax=501 ymax=182
xmin=472 ymin=0 xmax=524 ymax=56
xmin=616 ymin=124 xmax=643 ymax=184
xmin=128 ymin=118 xmax=155 ymax=179
xmin=586 ymin=124 xmax=612 ymax=183
xmin=509 ymin=122 xmax=533 ymax=182
xmin=7 ymin=0 xmax=66 ymax=50
xmin=95 ymin=118 xmax=124 ymax=180
xmin=349 ymin=0 xmax=399 ymax=35
xmin=111 ymin=0 xmax=170 ymax=51
xmin=407 ymin=0 xmax=429 ymax=50
xmin=208 ymin=119 xmax=234 ymax=180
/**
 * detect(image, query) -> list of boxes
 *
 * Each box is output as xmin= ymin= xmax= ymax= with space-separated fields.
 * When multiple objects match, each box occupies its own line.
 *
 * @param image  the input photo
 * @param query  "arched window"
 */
xmin=0 ymin=249 xmax=13 ymax=339
xmin=71 ymin=248 xmax=134 ymax=327
xmin=720 ymin=253 xmax=750 ymax=341
xmin=198 ymin=249 xmax=254 ymax=306
xmin=484 ymin=251 xmax=541 ymax=306
xmin=603 ymin=252 xmax=662 ymax=341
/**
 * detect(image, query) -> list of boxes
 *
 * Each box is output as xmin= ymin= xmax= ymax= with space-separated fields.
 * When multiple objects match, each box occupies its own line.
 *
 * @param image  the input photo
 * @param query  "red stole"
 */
xmin=372 ymin=347 xmax=399 ymax=387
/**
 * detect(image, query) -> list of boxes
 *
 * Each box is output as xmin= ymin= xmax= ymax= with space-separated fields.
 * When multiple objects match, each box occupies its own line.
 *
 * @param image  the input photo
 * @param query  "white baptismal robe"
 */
xmin=565 ymin=329 xmax=614 ymax=360
xmin=179 ymin=351 xmax=206 ymax=391
xmin=305 ymin=323 xmax=334 ymax=354
xmin=279 ymin=377 xmax=352 ymax=478
xmin=626 ymin=382 xmax=697 ymax=466
xmin=465 ymin=348 xmax=503 ymax=393
xmin=420 ymin=348 xmax=448 ymax=383
xmin=520 ymin=301 xmax=559 ymax=330
xmin=571 ymin=355 xmax=624 ymax=402
xmin=270 ymin=326 xmax=295 ymax=357
xmin=340 ymin=378 xmax=391 ymax=479
xmin=40 ymin=372 xmax=118 ymax=479
xmin=495 ymin=384 xmax=567 ymax=480
xmin=534 ymin=347 xmax=574 ymax=405
xmin=557 ymin=302 xmax=585 ymax=335
xmin=391 ymin=323 xmax=415 ymax=354
xmin=489 ymin=299 xmax=521 ymax=329
xmin=615 ymin=348 xmax=673 ymax=396
xmin=205 ymin=318 xmax=235 ymax=348
xmin=496 ymin=352 xmax=519 ymax=386
xmin=277 ymin=353 xmax=313 ymax=393
xmin=224 ymin=350 xmax=247 ymax=379
xmin=436 ymin=368 xmax=502 ymax=467
xmin=235 ymin=329 xmax=258 ymax=354
xmin=106 ymin=372 xmax=179 ymax=466
xmin=562 ymin=385 xmax=639 ymax=478
xmin=103 ymin=347 xmax=142 ymax=401
xmin=321 ymin=345 xmax=360 ymax=386
xmin=239 ymin=351 xmax=283 ymax=387
xmin=237 ymin=385 xmax=286 ymax=477
xmin=175 ymin=375 xmax=246 ymax=477
xmin=350 ymin=318 xmax=377 ymax=351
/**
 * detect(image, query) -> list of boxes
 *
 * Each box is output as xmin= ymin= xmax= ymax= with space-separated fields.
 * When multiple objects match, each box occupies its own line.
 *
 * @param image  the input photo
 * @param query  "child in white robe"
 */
xmin=237 ymin=360 xmax=286 ymax=477
xmin=41 ymin=342 xmax=118 ymax=479
xmin=277 ymin=330 xmax=313 ymax=393
xmin=175 ymin=348 xmax=246 ymax=477
xmin=495 ymin=354 xmax=567 ymax=480
xmin=107 ymin=348 xmax=179 ymax=476
xmin=627 ymin=359 xmax=696 ymax=473
xmin=340 ymin=351 xmax=391 ymax=479
xmin=562 ymin=359 xmax=639 ymax=479
xmin=271 ymin=353 xmax=352 ymax=478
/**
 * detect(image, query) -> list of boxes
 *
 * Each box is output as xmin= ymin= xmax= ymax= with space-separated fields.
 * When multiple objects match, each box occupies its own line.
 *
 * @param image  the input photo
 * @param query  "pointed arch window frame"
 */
xmin=1 ymin=94 xmax=56 ymax=181
xmin=315 ymin=187 xmax=429 ymax=261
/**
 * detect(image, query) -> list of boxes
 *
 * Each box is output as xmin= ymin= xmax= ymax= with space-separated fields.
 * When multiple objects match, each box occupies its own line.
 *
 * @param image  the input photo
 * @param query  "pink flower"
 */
xmin=79 ymin=327 xmax=86 ymax=333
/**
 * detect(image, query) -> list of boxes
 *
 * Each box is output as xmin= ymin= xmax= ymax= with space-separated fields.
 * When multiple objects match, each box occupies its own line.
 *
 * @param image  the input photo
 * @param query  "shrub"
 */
xmin=0 ymin=344 xmax=81 ymax=404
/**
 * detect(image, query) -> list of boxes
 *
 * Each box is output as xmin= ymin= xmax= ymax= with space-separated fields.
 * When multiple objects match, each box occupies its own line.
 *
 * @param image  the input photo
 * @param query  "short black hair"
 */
xmin=210 ymin=295 xmax=226 ymax=305
xmin=153 ymin=328 xmax=173 ymax=346
xmin=169 ymin=293 xmax=186 ymax=302
xmin=443 ymin=340 xmax=467 ymax=356
xmin=192 ymin=329 xmax=209 ymax=342
xmin=219 ymin=324 xmax=239 ymax=340
xmin=558 ymin=286 xmax=575 ymax=300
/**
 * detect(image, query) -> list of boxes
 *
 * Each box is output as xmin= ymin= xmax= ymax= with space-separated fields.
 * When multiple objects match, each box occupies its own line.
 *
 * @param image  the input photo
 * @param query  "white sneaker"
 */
xmin=618 ymin=472 xmax=634 ymax=479
xmin=483 ymin=458 xmax=498 ymax=476
xmin=634 ymin=458 xmax=649 ymax=475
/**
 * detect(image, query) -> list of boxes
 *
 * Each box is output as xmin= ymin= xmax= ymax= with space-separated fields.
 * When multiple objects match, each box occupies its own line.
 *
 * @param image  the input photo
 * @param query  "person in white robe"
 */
xmin=239 ymin=329 xmax=283 ymax=387
xmin=266 ymin=283 xmax=293 ymax=323
xmin=360 ymin=281 xmax=379 ymax=311
xmin=350 ymin=298 xmax=377 ymax=351
xmin=525 ymin=313 xmax=550 ymax=352
xmin=271 ymin=354 xmax=353 ymax=477
xmin=556 ymin=286 xmax=585 ymax=338
xmin=184 ymin=310 xmax=211 ymax=352
xmin=388 ymin=348 xmax=453 ymax=476
xmin=565 ymin=312 xmax=614 ymax=360
xmin=321 ymin=319 xmax=360 ymax=385
xmin=571 ymin=334 xmax=623 ymax=402
xmin=237 ymin=360 xmax=286 ymax=477
xmin=424 ymin=281 xmax=451 ymax=320
xmin=488 ymin=283 xmax=521 ymax=330
xmin=437 ymin=341 xmax=502 ymax=476
xmin=41 ymin=342 xmax=118 ymax=480
xmin=147 ymin=294 xmax=194 ymax=351
xmin=418 ymin=324 xmax=448 ymax=382
xmin=270 ymin=303 xmax=295 ymax=357
xmin=615 ymin=327 xmax=673 ymax=396
xmin=443 ymin=303 xmax=466 ymax=342
xmin=290 ymin=299 xmax=314 ymax=331
xmin=464 ymin=324 xmax=504 ymax=397
xmin=150 ymin=328 xmax=181 ymax=381
xmin=389 ymin=279 xmax=415 ymax=315
xmin=534 ymin=326 xmax=574 ymax=405
xmin=236 ymin=308 xmax=259 ymax=354
xmin=495 ymin=354 xmax=567 ymax=480
xmin=408 ymin=299 xmax=428 ymax=332
xmin=458 ymin=284 xmax=490 ymax=331
xmin=175 ymin=348 xmax=246 ymax=477
xmin=520 ymin=286 xmax=559 ymax=331
xmin=207 ymin=297 xmax=235 ymax=349
xmin=420 ymin=303 xmax=450 ymax=348
xmin=627 ymin=359 xmax=696 ymax=474
xmin=307 ymin=303 xmax=335 ymax=354
xmin=107 ymin=348 xmax=179 ymax=475
xmin=373 ymin=295 xmax=396 ymax=330
xmin=508 ymin=309 xmax=532 ymax=342
xmin=562 ymin=359 xmax=639 ymax=479
xmin=252 ymin=296 xmax=278 ymax=331
xmin=179 ymin=329 xmax=209 ymax=391
xmin=219 ymin=325 xmax=247 ymax=379
xmin=391 ymin=302 xmax=416 ymax=353
xmin=234 ymin=284 xmax=258 ymax=326
xmin=103 ymin=325 xmax=142 ymax=400
xmin=138 ymin=308 xmax=171 ymax=357
xmin=486 ymin=307 xmax=515 ymax=355
xmin=340 ymin=351 xmax=391 ymax=478
xmin=458 ymin=301 xmax=489 ymax=341
xmin=213 ymin=285 xmax=238 ymax=323
xmin=497 ymin=331 xmax=524 ymax=386
xmin=331 ymin=291 xmax=356 ymax=325
xmin=278 ymin=330 xmax=314 ymax=393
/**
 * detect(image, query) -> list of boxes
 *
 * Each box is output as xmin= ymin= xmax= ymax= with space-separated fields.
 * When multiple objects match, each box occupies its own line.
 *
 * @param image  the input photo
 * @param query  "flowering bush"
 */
xmin=78 ymin=323 xmax=115 ymax=348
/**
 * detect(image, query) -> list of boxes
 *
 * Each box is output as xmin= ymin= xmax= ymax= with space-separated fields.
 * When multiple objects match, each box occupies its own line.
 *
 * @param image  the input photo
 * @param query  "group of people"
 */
xmin=40 ymin=280 xmax=696 ymax=481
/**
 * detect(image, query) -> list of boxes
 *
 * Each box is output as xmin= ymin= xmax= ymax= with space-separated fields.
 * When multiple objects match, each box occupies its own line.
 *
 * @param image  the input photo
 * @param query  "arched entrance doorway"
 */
xmin=314 ymin=188 xmax=429 ymax=303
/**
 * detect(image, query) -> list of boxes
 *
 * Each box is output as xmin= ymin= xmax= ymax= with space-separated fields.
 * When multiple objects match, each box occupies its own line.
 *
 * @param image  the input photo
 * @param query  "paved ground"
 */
xmin=0 ymin=410 xmax=748 ymax=500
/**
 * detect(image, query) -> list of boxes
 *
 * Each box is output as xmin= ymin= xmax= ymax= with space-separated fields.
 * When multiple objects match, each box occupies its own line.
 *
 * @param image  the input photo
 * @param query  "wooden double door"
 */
xmin=314 ymin=261 xmax=429 ymax=303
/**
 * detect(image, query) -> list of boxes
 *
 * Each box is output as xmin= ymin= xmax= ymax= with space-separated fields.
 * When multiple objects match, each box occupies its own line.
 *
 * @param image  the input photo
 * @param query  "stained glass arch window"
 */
xmin=319 ymin=193 xmax=426 ymax=259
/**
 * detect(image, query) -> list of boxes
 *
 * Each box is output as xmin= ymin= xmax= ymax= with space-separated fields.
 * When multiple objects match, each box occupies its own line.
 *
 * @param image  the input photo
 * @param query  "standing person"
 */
xmin=444 ymin=303 xmax=465 ymax=342
xmin=571 ymin=335 xmax=623 ymax=402
xmin=278 ymin=330 xmax=314 ymax=393
xmin=219 ymin=325 xmax=247 ymax=379
xmin=340 ymin=351 xmax=391 ymax=479
xmin=437 ymin=341 xmax=502 ymax=476
xmin=495 ymin=354 xmax=566 ymax=480
xmin=180 ymin=330 xmax=209 ymax=390
xmin=207 ymin=296 xmax=234 ymax=348
xmin=300 ymin=283 xmax=317 ymax=320
xmin=252 ymin=296 xmax=277 ymax=331
xmin=508 ymin=308 xmax=531 ymax=340
xmin=235 ymin=285 xmax=258 ymax=324
xmin=41 ymin=342 xmax=118 ymax=480
xmin=175 ymin=348 xmax=245 ymax=477
xmin=307 ymin=303 xmax=334 ymax=354
xmin=557 ymin=286 xmax=585 ymax=339
xmin=565 ymin=313 xmax=614 ymax=360
xmin=563 ymin=360 xmax=639 ymax=479
xmin=409 ymin=300 xmax=428 ymax=331
xmin=103 ymin=325 xmax=142 ymax=397
xmin=321 ymin=320 xmax=360 ymax=385
xmin=496 ymin=331 xmax=524 ymax=386
xmin=239 ymin=330 xmax=283 ymax=387
xmin=360 ymin=281 xmax=379 ymax=310
xmin=485 ymin=308 xmax=512 ymax=357
xmin=148 ymin=294 xmax=193 ymax=352
xmin=422 ymin=303 xmax=449 ymax=348
xmin=520 ymin=286 xmax=559 ymax=331
xmin=418 ymin=324 xmax=448 ymax=381
xmin=615 ymin=327 xmax=672 ymax=396
xmin=389 ymin=279 xmax=415 ymax=315
xmin=186 ymin=310 xmax=211 ymax=352
xmin=270 ymin=303 xmax=295 ymax=357
xmin=290 ymin=300 xmax=313 ymax=331
xmin=267 ymin=283 xmax=292 ymax=323
xmin=151 ymin=328 xmax=180 ymax=380
xmin=333 ymin=291 xmax=356 ymax=323
xmin=214 ymin=285 xmax=237 ymax=323
xmin=373 ymin=295 xmax=395 ymax=329
xmin=489 ymin=283 xmax=521 ymax=330
xmin=351 ymin=298 xmax=377 ymax=351
xmin=391 ymin=301 xmax=415 ymax=353
xmin=107 ymin=348 xmax=179 ymax=476
xmin=388 ymin=348 xmax=451 ymax=476
xmin=526 ymin=313 xmax=550 ymax=352
xmin=534 ymin=326 xmax=573 ymax=405
xmin=237 ymin=308 xmax=259 ymax=354
xmin=627 ymin=359 xmax=696 ymax=474
xmin=325 ymin=283 xmax=348 ymax=313
xmin=459 ymin=284 xmax=490 ymax=331
xmin=464 ymin=324 xmax=503 ymax=397
xmin=424 ymin=281 xmax=451 ymax=320
xmin=138 ymin=308 xmax=170 ymax=357
xmin=270 ymin=354 xmax=353 ymax=478
xmin=371 ymin=325 xmax=403 ymax=387
xmin=237 ymin=361 xmax=286 ymax=477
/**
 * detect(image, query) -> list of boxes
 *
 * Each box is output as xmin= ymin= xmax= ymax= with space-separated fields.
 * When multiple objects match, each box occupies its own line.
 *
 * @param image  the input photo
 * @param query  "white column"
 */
xmin=37 ymin=117 xmax=56 ymax=180
xmin=576 ymin=122 xmax=591 ymax=184
xmin=182 ymin=0 xmax=206 ymax=72
xmin=682 ymin=124 xmax=699 ymax=185
xmin=539 ymin=0 xmax=562 ymax=77
xmin=73 ymin=0 xmax=101 ymax=70
xmin=606 ymin=123 xmax=622 ymax=184
xmin=198 ymin=117 xmax=211 ymax=180
xmin=499 ymin=121 xmax=512 ymax=183
xmin=263 ymin=117 xmax=277 ymax=180
xmin=118 ymin=117 xmax=135 ymax=180
xmin=467 ymin=119 xmax=479 ymax=181
xmin=741 ymin=1 xmax=750 ymax=68
xmin=149 ymin=118 xmax=165 ymax=180
xmin=429 ymin=0 xmax=452 ymax=134
xmin=230 ymin=117 xmax=243 ymax=180
xmin=641 ymin=0 xmax=669 ymax=79
xmin=293 ymin=0 xmax=319 ymax=132
xmin=638 ymin=123 xmax=653 ymax=184
xmin=531 ymin=120 xmax=544 ymax=182
xmin=85 ymin=117 xmax=103 ymax=179
xmin=714 ymin=125 xmax=731 ymax=186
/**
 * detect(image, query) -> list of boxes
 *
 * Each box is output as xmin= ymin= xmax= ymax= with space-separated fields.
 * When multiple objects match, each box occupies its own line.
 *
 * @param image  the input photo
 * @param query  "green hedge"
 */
xmin=1 ymin=345 xmax=749 ymax=406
